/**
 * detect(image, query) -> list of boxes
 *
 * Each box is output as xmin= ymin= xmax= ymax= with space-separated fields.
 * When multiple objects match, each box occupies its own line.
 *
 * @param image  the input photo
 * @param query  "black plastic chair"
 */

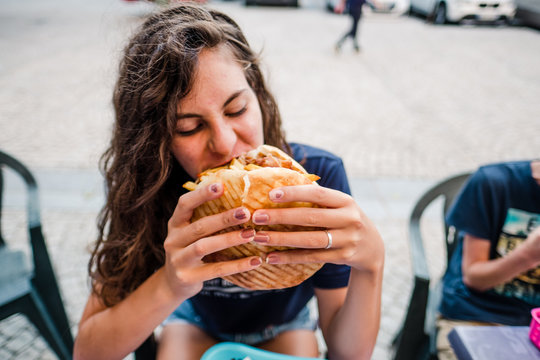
xmin=0 ymin=150 xmax=73 ymax=359
xmin=135 ymin=334 xmax=157 ymax=360
xmin=391 ymin=172 xmax=471 ymax=360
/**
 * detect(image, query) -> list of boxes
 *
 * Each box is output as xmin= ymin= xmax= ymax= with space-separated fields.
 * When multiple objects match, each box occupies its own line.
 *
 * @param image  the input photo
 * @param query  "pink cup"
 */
xmin=529 ymin=308 xmax=540 ymax=349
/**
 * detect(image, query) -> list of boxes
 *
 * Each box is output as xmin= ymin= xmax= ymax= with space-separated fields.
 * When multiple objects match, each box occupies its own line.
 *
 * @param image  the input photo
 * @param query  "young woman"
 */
xmin=73 ymin=4 xmax=384 ymax=360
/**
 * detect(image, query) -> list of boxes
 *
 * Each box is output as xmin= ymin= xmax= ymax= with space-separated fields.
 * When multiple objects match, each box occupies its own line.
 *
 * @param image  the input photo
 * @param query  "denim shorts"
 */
xmin=162 ymin=300 xmax=317 ymax=345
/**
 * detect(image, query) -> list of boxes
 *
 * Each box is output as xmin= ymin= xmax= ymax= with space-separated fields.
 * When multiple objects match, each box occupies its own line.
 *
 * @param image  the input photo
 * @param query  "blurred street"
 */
xmin=1 ymin=0 xmax=539 ymax=358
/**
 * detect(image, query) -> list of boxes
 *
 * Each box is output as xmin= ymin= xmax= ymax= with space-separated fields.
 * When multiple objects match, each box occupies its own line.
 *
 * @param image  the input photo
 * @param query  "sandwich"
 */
xmin=183 ymin=145 xmax=324 ymax=290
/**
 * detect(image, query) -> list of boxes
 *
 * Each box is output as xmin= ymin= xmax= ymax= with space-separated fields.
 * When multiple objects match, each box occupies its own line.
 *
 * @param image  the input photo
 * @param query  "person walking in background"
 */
xmin=437 ymin=159 xmax=540 ymax=359
xmin=334 ymin=0 xmax=366 ymax=53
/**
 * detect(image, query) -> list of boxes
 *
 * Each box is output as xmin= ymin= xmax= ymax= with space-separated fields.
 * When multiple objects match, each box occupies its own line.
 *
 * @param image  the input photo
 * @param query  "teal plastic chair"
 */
xmin=0 ymin=150 xmax=73 ymax=359
xmin=201 ymin=342 xmax=324 ymax=360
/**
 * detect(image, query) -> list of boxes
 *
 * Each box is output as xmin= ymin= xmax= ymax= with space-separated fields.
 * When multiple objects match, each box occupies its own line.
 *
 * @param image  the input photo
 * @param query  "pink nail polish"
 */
xmin=210 ymin=183 xmax=221 ymax=193
xmin=270 ymin=189 xmax=284 ymax=200
xmin=266 ymin=255 xmax=278 ymax=264
xmin=253 ymin=213 xmax=269 ymax=224
xmin=253 ymin=232 xmax=269 ymax=243
xmin=250 ymin=257 xmax=262 ymax=266
xmin=234 ymin=208 xmax=247 ymax=220
xmin=241 ymin=229 xmax=255 ymax=239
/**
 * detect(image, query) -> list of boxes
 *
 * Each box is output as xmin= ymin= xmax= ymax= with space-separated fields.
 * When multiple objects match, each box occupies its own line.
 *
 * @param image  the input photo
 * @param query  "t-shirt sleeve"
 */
xmin=313 ymin=263 xmax=350 ymax=289
xmin=292 ymin=143 xmax=351 ymax=195
xmin=446 ymin=167 xmax=504 ymax=242
xmin=318 ymin=158 xmax=351 ymax=196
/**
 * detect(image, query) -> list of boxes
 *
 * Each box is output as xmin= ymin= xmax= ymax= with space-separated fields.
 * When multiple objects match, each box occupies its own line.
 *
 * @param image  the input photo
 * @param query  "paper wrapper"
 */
xmin=186 ymin=145 xmax=324 ymax=290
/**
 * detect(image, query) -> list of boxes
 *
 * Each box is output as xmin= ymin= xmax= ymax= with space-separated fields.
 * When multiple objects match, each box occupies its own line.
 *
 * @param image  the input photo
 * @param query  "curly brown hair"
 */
xmin=89 ymin=3 xmax=289 ymax=306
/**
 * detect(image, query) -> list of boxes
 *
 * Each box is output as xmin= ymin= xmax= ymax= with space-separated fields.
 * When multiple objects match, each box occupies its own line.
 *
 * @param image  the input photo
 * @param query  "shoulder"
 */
xmin=290 ymin=143 xmax=344 ymax=165
xmin=472 ymin=160 xmax=532 ymax=190
xmin=455 ymin=160 xmax=533 ymax=206
xmin=289 ymin=143 xmax=350 ymax=194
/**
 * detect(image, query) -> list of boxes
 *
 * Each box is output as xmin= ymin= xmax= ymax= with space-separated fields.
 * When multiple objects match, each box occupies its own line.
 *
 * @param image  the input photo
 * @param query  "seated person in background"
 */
xmin=437 ymin=159 xmax=540 ymax=360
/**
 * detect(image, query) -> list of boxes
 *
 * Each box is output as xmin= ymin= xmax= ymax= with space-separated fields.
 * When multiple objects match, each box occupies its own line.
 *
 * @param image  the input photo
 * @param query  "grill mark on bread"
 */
xmin=184 ymin=145 xmax=324 ymax=290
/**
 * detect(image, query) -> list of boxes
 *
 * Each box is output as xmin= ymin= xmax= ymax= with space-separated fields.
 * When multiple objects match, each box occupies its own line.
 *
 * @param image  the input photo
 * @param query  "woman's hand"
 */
xmin=250 ymin=184 xmax=384 ymax=273
xmin=249 ymin=184 xmax=383 ymax=359
xmin=163 ymin=183 xmax=263 ymax=299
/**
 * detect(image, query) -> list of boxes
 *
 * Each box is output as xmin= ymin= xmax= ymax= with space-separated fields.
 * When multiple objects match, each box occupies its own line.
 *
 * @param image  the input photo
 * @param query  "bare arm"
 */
xmin=74 ymin=183 xmax=262 ymax=360
xmin=252 ymin=185 xmax=385 ymax=360
xmin=315 ymin=264 xmax=383 ymax=360
xmin=335 ymin=0 xmax=347 ymax=13
xmin=462 ymin=227 xmax=540 ymax=291
xmin=74 ymin=269 xmax=185 ymax=360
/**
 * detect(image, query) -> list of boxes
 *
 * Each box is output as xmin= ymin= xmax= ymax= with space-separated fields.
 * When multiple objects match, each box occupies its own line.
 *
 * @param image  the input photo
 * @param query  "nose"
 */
xmin=208 ymin=119 xmax=237 ymax=156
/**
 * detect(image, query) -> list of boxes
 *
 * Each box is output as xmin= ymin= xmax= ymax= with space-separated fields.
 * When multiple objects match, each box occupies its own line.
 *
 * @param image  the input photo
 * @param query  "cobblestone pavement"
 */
xmin=1 ymin=0 xmax=539 ymax=359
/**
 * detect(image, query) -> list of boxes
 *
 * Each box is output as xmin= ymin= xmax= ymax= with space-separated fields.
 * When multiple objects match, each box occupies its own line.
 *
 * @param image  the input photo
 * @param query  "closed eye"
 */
xmin=175 ymin=122 xmax=205 ymax=137
xmin=225 ymin=107 xmax=247 ymax=117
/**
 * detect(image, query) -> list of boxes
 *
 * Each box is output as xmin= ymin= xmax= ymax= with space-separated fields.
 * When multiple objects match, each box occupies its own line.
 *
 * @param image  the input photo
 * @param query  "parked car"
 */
xmin=514 ymin=0 xmax=540 ymax=28
xmin=409 ymin=0 xmax=517 ymax=24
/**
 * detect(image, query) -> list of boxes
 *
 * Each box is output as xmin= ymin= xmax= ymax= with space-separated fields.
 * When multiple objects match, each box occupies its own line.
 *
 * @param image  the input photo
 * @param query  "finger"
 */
xmin=187 ymin=228 xmax=256 ymax=259
xmin=265 ymin=248 xmax=337 ymax=265
xmin=196 ymin=256 xmax=263 ymax=281
xmin=169 ymin=183 xmax=224 ymax=227
xmin=268 ymin=184 xmax=352 ymax=208
xmin=183 ymin=207 xmax=251 ymax=244
xmin=252 ymin=206 xmax=351 ymax=229
xmin=253 ymin=229 xmax=339 ymax=250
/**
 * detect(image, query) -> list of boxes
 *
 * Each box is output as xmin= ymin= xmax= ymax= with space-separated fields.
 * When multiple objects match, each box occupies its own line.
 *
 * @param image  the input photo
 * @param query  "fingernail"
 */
xmin=250 ymin=257 xmax=262 ymax=266
xmin=270 ymin=189 xmax=284 ymax=201
xmin=253 ymin=213 xmax=269 ymax=224
xmin=266 ymin=254 xmax=279 ymax=264
xmin=210 ymin=183 xmax=221 ymax=193
xmin=253 ymin=232 xmax=269 ymax=243
xmin=241 ymin=229 xmax=255 ymax=239
xmin=234 ymin=208 xmax=248 ymax=220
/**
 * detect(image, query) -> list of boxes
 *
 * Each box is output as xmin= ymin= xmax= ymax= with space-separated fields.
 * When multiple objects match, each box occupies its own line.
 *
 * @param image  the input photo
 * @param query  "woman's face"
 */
xmin=171 ymin=45 xmax=264 ymax=179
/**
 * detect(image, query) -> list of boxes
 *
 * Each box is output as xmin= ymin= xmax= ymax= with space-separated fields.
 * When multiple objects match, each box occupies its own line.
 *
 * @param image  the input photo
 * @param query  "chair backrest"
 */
xmin=392 ymin=172 xmax=471 ymax=360
xmin=0 ymin=149 xmax=74 ymax=354
xmin=409 ymin=172 xmax=471 ymax=278
xmin=0 ymin=151 xmax=52 ymax=290
xmin=0 ymin=151 xmax=40 ymax=247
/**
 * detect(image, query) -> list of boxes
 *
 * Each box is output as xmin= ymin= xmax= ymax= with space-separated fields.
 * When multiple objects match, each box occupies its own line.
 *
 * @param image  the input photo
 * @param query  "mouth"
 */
xmin=201 ymin=157 xmax=236 ymax=175
xmin=216 ymin=157 xmax=236 ymax=168
xmin=201 ymin=147 xmax=259 ymax=175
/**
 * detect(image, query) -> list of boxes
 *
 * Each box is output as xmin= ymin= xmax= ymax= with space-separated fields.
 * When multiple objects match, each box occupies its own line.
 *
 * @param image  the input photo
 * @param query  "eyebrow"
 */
xmin=177 ymin=89 xmax=248 ymax=120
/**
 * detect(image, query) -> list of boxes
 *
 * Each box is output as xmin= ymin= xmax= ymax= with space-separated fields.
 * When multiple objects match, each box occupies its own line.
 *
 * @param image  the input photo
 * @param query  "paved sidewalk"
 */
xmin=1 ymin=168 xmax=441 ymax=359
xmin=1 ymin=0 xmax=539 ymax=359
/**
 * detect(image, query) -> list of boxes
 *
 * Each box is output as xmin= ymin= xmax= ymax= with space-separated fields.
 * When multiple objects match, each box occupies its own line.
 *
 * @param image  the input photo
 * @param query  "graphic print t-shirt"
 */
xmin=440 ymin=160 xmax=540 ymax=325
xmin=492 ymin=208 xmax=540 ymax=304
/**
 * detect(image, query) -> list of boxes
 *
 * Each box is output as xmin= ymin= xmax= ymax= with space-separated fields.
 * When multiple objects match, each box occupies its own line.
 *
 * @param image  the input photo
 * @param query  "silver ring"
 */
xmin=324 ymin=230 xmax=333 ymax=249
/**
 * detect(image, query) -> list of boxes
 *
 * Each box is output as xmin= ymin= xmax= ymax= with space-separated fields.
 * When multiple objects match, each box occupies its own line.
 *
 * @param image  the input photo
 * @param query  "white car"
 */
xmin=409 ymin=0 xmax=517 ymax=24
xmin=515 ymin=0 xmax=540 ymax=28
xmin=326 ymin=0 xmax=409 ymax=14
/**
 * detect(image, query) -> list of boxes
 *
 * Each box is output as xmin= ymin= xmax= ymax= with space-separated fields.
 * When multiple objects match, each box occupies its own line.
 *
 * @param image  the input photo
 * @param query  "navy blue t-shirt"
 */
xmin=190 ymin=143 xmax=352 ymax=335
xmin=439 ymin=161 xmax=540 ymax=325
